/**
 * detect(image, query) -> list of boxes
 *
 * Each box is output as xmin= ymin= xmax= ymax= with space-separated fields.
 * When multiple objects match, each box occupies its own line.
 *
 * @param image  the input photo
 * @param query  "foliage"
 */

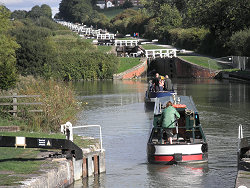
xmin=58 ymin=0 xmax=93 ymax=23
xmin=27 ymin=4 xmax=52 ymax=19
xmin=227 ymin=28 xmax=250 ymax=56
xmin=122 ymin=0 xmax=133 ymax=9
xmin=110 ymin=8 xmax=150 ymax=35
xmin=0 ymin=6 xmax=19 ymax=90
xmin=168 ymin=27 xmax=209 ymax=50
xmin=12 ymin=24 xmax=56 ymax=77
xmin=13 ymin=76 xmax=80 ymax=132
xmin=11 ymin=10 xmax=28 ymax=19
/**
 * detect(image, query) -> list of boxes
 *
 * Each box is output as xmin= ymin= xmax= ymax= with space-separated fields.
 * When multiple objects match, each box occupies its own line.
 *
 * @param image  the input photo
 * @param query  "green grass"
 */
xmin=141 ymin=44 xmax=170 ymax=50
xmin=0 ymin=117 xmax=26 ymax=127
xmin=0 ymin=147 xmax=49 ymax=185
xmin=179 ymin=56 xmax=233 ymax=70
xmin=97 ymin=45 xmax=112 ymax=53
xmin=117 ymin=37 xmax=135 ymax=40
xmin=117 ymin=57 xmax=141 ymax=73
xmin=0 ymin=131 xmax=99 ymax=185
xmin=99 ymin=8 xmax=124 ymax=20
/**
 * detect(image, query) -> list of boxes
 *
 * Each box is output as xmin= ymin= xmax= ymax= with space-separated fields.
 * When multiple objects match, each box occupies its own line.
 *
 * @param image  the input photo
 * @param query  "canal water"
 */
xmin=72 ymin=79 xmax=250 ymax=188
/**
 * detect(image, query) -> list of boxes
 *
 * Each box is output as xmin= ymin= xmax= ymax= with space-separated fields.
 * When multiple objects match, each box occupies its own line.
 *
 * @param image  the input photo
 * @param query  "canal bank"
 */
xmin=0 ymin=130 xmax=105 ymax=187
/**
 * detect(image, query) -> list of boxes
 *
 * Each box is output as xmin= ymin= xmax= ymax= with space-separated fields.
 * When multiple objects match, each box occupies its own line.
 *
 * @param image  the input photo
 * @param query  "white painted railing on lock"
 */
xmin=97 ymin=34 xmax=115 ymax=40
xmin=145 ymin=49 xmax=177 ymax=59
xmin=114 ymin=40 xmax=138 ymax=46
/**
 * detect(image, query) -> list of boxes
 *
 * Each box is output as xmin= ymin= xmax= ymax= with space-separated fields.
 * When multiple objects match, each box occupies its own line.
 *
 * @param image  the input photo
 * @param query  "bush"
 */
xmin=15 ymin=76 xmax=80 ymax=132
xmin=227 ymin=28 xmax=250 ymax=56
xmin=168 ymin=27 xmax=209 ymax=50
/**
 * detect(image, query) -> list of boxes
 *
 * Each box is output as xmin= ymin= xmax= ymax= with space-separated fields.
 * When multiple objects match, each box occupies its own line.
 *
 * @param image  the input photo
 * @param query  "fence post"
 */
xmin=13 ymin=93 xmax=17 ymax=117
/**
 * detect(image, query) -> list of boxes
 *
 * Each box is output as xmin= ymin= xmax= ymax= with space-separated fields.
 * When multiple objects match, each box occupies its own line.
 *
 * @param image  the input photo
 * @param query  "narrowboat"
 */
xmin=147 ymin=95 xmax=208 ymax=164
xmin=144 ymin=82 xmax=176 ymax=109
xmin=237 ymin=124 xmax=250 ymax=171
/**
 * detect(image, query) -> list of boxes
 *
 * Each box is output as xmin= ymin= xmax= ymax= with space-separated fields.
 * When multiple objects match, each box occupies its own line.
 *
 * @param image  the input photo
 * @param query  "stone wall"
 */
xmin=175 ymin=57 xmax=217 ymax=78
xmin=113 ymin=58 xmax=147 ymax=79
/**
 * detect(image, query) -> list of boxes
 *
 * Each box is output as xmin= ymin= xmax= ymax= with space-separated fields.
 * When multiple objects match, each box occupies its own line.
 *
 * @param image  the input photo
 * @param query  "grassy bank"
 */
xmin=117 ymin=57 xmax=141 ymax=73
xmin=179 ymin=56 xmax=234 ymax=70
xmin=99 ymin=8 xmax=124 ymax=20
xmin=0 ymin=131 xmax=99 ymax=186
xmin=141 ymin=44 xmax=170 ymax=50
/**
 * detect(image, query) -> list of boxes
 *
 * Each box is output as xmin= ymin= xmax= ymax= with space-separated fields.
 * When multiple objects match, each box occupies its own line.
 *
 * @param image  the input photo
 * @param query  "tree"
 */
xmin=41 ymin=4 xmax=52 ymax=18
xmin=122 ymin=0 xmax=133 ymax=9
xmin=155 ymin=4 xmax=182 ymax=41
xmin=27 ymin=4 xmax=53 ymax=19
xmin=11 ymin=10 xmax=28 ymax=19
xmin=12 ymin=25 xmax=56 ymax=77
xmin=0 ymin=6 xmax=19 ymax=90
xmin=58 ymin=0 xmax=93 ymax=23
xmin=27 ymin=5 xmax=43 ymax=19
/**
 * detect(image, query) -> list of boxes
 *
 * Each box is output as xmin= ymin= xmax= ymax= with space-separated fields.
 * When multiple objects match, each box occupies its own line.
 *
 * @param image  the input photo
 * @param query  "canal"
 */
xmin=72 ymin=79 xmax=250 ymax=188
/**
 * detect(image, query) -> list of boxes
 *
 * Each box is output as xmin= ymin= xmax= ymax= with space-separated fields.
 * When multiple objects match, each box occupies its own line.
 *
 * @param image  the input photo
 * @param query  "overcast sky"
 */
xmin=0 ymin=0 xmax=61 ymax=16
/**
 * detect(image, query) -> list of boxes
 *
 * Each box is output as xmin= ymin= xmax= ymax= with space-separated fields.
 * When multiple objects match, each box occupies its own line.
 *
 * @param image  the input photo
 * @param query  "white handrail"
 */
xmin=73 ymin=125 xmax=103 ymax=151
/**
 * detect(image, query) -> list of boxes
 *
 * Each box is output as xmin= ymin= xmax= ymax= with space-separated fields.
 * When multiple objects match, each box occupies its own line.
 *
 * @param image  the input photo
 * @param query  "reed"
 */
xmin=0 ymin=76 xmax=81 ymax=132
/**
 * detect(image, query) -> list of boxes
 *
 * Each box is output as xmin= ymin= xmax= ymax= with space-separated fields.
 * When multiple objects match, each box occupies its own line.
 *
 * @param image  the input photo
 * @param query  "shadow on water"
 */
xmin=72 ymin=78 xmax=250 ymax=188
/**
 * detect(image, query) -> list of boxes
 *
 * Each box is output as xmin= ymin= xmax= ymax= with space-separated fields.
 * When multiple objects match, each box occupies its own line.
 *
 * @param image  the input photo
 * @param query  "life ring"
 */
xmin=173 ymin=104 xmax=186 ymax=108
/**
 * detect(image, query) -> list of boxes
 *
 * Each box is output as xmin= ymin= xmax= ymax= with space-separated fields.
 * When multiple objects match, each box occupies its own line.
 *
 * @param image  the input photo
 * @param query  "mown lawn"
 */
xmin=141 ymin=44 xmax=170 ymax=50
xmin=99 ymin=8 xmax=124 ymax=20
xmin=179 ymin=56 xmax=233 ymax=70
xmin=97 ymin=45 xmax=112 ymax=53
xmin=0 ymin=131 xmax=99 ymax=185
xmin=117 ymin=57 xmax=141 ymax=73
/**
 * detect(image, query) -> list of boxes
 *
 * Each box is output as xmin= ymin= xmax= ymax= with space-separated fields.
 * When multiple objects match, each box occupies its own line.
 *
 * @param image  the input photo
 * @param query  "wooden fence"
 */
xmin=0 ymin=93 xmax=43 ymax=117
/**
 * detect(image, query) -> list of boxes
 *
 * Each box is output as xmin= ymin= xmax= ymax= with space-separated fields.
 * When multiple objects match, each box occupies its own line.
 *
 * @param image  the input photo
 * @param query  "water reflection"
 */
xmin=73 ymin=78 xmax=250 ymax=188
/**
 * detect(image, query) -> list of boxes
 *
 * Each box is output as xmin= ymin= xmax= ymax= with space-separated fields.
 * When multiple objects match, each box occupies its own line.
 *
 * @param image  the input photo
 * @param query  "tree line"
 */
xmin=57 ymin=0 xmax=250 ymax=57
xmin=0 ymin=4 xmax=119 ymax=90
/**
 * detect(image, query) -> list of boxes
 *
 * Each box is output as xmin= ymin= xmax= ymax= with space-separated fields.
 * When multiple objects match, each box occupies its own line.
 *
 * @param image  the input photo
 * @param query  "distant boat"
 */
xmin=147 ymin=95 xmax=208 ymax=164
xmin=144 ymin=81 xmax=176 ymax=109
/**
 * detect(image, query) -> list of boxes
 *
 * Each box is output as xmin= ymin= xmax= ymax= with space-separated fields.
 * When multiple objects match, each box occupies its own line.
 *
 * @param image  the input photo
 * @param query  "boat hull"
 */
xmin=147 ymin=143 xmax=208 ymax=164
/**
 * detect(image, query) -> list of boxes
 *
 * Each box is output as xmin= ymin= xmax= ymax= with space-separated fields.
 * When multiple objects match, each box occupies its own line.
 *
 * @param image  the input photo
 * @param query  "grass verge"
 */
xmin=117 ymin=57 xmax=141 ymax=73
xmin=0 ymin=131 xmax=99 ymax=186
xmin=141 ymin=44 xmax=170 ymax=50
xmin=179 ymin=56 xmax=233 ymax=70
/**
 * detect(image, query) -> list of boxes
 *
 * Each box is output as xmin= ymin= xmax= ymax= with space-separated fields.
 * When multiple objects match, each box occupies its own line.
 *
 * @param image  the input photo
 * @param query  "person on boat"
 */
xmin=152 ymin=73 xmax=160 ymax=92
xmin=164 ymin=75 xmax=173 ymax=91
xmin=160 ymin=101 xmax=180 ymax=144
xmin=159 ymin=78 xmax=164 ymax=91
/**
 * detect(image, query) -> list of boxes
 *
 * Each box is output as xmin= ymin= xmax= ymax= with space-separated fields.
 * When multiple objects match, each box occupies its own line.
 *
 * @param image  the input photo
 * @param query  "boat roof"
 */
xmin=154 ymin=95 xmax=198 ymax=115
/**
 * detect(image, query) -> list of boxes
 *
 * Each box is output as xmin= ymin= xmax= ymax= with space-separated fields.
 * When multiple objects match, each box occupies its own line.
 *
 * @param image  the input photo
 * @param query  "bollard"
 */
xmin=94 ymin=155 xmax=98 ymax=175
xmin=82 ymin=158 xmax=87 ymax=178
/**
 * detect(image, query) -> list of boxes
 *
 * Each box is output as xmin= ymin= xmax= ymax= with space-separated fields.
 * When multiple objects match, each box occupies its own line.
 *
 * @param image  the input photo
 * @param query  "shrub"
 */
xmin=15 ymin=76 xmax=80 ymax=132
xmin=227 ymin=28 xmax=250 ymax=56
xmin=168 ymin=27 xmax=209 ymax=50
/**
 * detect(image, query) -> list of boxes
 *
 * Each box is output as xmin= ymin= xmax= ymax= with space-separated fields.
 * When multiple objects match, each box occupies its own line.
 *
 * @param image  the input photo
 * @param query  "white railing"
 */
xmin=114 ymin=40 xmax=138 ymax=46
xmin=61 ymin=122 xmax=103 ymax=151
xmin=145 ymin=49 xmax=177 ymax=59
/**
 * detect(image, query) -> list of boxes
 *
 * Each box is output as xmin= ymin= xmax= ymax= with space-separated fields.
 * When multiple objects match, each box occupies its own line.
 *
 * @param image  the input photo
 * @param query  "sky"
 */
xmin=0 ymin=0 xmax=61 ymax=16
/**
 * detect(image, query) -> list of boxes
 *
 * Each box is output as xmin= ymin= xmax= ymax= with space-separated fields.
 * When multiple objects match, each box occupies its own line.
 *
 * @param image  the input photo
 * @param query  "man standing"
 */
xmin=164 ymin=75 xmax=173 ymax=91
xmin=152 ymin=73 xmax=160 ymax=92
